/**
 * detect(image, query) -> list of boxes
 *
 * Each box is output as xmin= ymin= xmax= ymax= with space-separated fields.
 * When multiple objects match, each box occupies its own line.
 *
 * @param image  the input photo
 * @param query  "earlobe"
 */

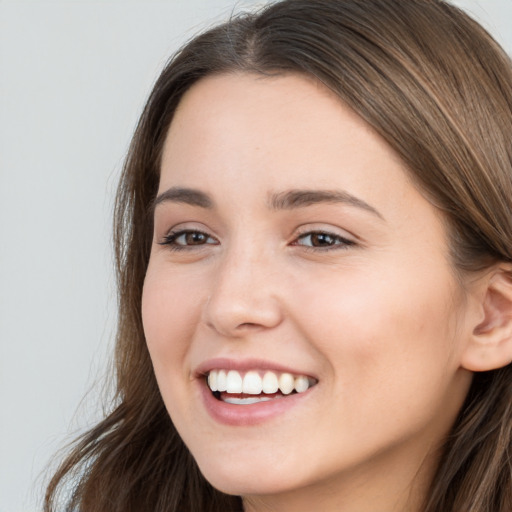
xmin=461 ymin=264 xmax=512 ymax=372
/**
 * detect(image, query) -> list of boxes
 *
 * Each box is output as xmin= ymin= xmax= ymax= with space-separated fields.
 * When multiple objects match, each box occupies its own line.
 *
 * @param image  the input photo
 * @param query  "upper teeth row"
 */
xmin=207 ymin=369 xmax=314 ymax=395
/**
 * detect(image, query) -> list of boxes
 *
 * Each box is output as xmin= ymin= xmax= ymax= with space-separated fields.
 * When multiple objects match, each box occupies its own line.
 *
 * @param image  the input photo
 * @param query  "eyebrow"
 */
xmin=152 ymin=187 xmax=214 ymax=210
xmin=152 ymin=186 xmax=383 ymax=220
xmin=269 ymin=189 xmax=384 ymax=220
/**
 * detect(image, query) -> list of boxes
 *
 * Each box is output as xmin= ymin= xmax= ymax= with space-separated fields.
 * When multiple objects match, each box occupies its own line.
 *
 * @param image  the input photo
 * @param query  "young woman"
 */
xmin=45 ymin=1 xmax=512 ymax=511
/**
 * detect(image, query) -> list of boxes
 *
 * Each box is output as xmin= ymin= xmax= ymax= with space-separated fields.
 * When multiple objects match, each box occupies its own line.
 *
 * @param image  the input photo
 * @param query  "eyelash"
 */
xmin=159 ymin=229 xmax=355 ymax=252
xmin=292 ymin=231 xmax=355 ymax=251
xmin=159 ymin=230 xmax=219 ymax=251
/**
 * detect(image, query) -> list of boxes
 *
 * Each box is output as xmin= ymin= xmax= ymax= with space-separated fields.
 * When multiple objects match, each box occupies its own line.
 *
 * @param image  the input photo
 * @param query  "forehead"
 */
xmin=161 ymin=72 xmax=409 ymax=193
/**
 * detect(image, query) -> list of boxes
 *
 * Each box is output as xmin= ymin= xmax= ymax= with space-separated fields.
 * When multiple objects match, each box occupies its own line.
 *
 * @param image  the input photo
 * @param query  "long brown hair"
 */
xmin=45 ymin=1 xmax=512 ymax=510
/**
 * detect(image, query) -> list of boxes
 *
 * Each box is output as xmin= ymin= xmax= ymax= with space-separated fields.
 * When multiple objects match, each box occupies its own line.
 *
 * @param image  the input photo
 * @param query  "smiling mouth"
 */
xmin=206 ymin=369 xmax=317 ymax=404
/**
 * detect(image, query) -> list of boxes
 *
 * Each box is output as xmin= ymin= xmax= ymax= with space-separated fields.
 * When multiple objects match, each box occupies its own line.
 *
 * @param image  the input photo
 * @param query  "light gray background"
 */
xmin=1 ymin=1 xmax=510 ymax=511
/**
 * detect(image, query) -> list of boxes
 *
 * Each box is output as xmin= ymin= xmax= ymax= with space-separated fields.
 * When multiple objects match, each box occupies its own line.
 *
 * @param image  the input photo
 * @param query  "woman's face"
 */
xmin=142 ymin=73 xmax=476 ymax=508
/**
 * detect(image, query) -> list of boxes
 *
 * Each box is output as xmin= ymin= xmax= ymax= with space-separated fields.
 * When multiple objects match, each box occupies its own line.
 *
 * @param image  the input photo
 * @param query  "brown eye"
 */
xmin=294 ymin=231 xmax=355 ymax=249
xmin=160 ymin=230 xmax=218 ymax=249
xmin=307 ymin=233 xmax=336 ymax=247
xmin=182 ymin=232 xmax=208 ymax=245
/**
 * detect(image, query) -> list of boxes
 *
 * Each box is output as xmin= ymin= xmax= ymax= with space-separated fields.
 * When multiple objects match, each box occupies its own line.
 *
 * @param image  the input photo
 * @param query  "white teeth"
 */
xmin=242 ymin=371 xmax=263 ymax=394
xmin=262 ymin=371 xmax=279 ymax=393
xmin=217 ymin=370 xmax=227 ymax=392
xmin=208 ymin=371 xmax=218 ymax=392
xmin=294 ymin=375 xmax=309 ymax=393
xmin=226 ymin=370 xmax=243 ymax=393
xmin=207 ymin=369 xmax=314 ymax=397
xmin=224 ymin=396 xmax=274 ymax=405
xmin=279 ymin=373 xmax=295 ymax=395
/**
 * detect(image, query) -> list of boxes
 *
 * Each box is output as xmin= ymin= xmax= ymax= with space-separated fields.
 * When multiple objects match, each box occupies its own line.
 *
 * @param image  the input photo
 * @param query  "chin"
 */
xmin=196 ymin=456 xmax=303 ymax=497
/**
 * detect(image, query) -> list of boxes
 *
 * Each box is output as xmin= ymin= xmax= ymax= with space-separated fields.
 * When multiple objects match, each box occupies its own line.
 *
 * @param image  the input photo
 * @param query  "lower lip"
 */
xmin=199 ymin=381 xmax=315 ymax=426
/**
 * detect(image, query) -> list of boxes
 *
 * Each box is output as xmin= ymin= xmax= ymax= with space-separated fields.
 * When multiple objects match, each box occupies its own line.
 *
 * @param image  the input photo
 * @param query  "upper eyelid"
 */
xmin=296 ymin=230 xmax=351 ymax=240
xmin=159 ymin=222 xmax=216 ymax=237
xmin=168 ymin=228 xmax=216 ymax=238
xmin=292 ymin=224 xmax=357 ymax=241
xmin=165 ymin=227 xmax=212 ymax=236
xmin=292 ymin=231 xmax=355 ymax=246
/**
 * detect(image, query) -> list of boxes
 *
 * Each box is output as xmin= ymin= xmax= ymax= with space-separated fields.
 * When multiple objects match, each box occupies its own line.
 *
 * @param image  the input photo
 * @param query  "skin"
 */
xmin=142 ymin=73 xmax=483 ymax=512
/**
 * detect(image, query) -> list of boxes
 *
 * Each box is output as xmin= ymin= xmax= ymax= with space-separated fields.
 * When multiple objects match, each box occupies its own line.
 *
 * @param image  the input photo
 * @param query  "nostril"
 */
xmin=238 ymin=322 xmax=260 ymax=329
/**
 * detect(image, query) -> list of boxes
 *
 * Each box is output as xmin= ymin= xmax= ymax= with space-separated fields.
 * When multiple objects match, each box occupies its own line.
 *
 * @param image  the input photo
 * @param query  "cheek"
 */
xmin=141 ymin=263 xmax=205 ymax=378
xmin=292 ymin=262 xmax=463 ymax=401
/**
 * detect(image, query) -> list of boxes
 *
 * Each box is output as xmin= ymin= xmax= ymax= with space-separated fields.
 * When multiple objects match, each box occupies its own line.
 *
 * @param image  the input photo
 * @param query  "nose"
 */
xmin=203 ymin=246 xmax=284 ymax=338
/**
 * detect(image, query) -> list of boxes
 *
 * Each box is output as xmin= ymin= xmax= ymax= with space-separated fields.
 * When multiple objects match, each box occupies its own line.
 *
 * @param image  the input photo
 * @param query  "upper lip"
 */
xmin=194 ymin=357 xmax=317 ymax=379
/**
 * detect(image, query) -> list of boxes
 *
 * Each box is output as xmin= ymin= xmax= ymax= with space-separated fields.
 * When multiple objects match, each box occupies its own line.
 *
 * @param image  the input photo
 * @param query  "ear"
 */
xmin=462 ymin=264 xmax=512 ymax=372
